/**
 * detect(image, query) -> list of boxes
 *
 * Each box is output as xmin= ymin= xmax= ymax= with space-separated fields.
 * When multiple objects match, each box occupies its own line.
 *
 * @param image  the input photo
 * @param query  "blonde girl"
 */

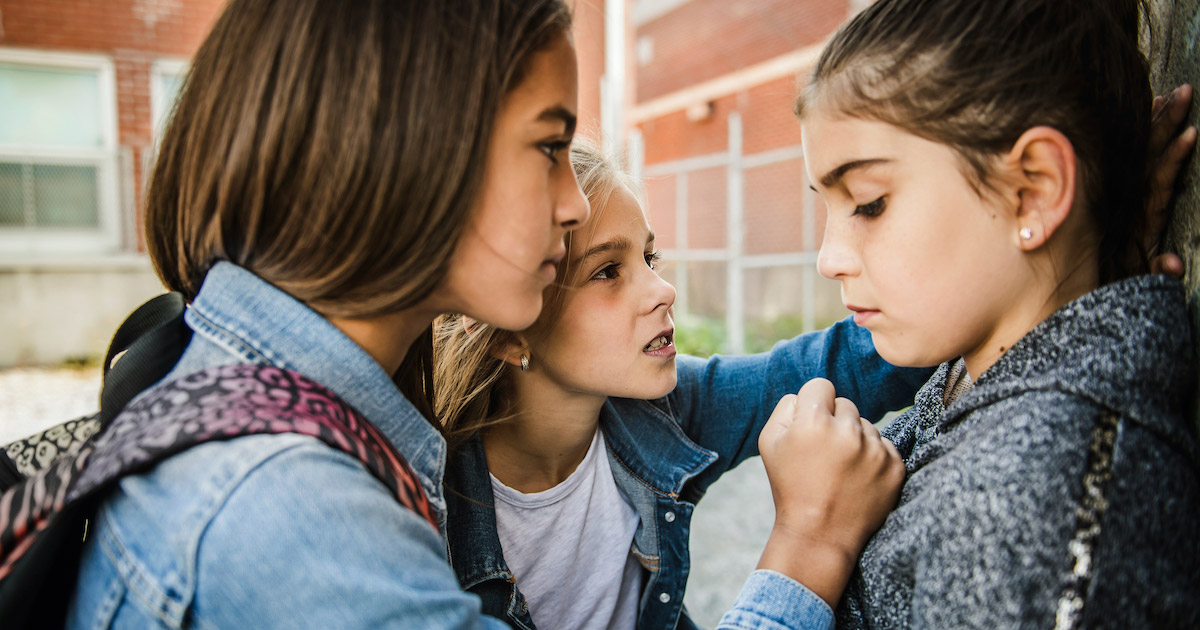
xmin=434 ymin=140 xmax=931 ymax=630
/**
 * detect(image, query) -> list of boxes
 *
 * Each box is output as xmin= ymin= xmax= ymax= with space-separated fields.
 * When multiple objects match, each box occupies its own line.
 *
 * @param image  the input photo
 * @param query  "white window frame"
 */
xmin=0 ymin=47 xmax=121 ymax=259
xmin=150 ymin=58 xmax=188 ymax=148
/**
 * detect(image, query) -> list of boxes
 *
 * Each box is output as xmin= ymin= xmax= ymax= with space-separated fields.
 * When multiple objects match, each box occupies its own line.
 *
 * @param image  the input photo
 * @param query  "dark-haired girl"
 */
xmin=795 ymin=0 xmax=1200 ymax=627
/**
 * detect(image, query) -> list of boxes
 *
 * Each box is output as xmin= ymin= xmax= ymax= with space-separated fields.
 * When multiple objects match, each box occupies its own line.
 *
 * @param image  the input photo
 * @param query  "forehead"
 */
xmin=503 ymin=32 xmax=579 ymax=116
xmin=801 ymin=108 xmax=957 ymax=187
xmin=581 ymin=184 xmax=650 ymax=244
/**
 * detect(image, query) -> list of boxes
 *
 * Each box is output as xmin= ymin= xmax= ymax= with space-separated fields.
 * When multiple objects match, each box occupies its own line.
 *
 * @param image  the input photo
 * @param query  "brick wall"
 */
xmin=632 ymin=0 xmax=854 ymax=342
xmin=0 ymin=0 xmax=226 ymax=245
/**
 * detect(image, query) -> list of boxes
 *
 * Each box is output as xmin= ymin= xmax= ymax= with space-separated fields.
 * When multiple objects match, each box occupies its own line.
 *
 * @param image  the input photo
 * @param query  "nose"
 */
xmin=645 ymin=265 xmax=677 ymax=313
xmin=555 ymin=161 xmax=590 ymax=231
xmin=816 ymin=216 xmax=858 ymax=280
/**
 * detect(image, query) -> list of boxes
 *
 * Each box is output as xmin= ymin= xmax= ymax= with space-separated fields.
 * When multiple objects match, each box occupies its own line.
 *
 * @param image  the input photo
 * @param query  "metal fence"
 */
xmin=634 ymin=112 xmax=845 ymax=355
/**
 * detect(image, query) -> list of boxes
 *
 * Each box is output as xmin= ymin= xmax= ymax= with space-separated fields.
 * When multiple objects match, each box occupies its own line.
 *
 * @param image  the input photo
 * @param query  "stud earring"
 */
xmin=1019 ymin=227 xmax=1033 ymax=240
xmin=520 ymin=354 xmax=530 ymax=371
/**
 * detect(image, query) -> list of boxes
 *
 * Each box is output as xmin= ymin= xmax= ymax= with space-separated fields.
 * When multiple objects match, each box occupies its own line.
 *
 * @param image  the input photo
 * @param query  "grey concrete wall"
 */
xmin=1150 ymin=0 xmax=1200 ymax=430
xmin=0 ymin=260 xmax=165 ymax=367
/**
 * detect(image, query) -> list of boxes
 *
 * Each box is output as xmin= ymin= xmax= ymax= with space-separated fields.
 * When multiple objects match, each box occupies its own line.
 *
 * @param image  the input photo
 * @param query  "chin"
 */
xmin=476 ymin=298 xmax=544 ymax=332
xmin=868 ymin=331 xmax=915 ymax=368
xmin=877 ymin=343 xmax=947 ymax=369
xmin=646 ymin=373 xmax=678 ymax=399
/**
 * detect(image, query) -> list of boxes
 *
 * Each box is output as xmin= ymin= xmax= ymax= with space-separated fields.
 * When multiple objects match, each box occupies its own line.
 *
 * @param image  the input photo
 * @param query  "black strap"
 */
xmin=98 ymin=292 xmax=192 ymax=426
xmin=0 ymin=454 xmax=21 ymax=491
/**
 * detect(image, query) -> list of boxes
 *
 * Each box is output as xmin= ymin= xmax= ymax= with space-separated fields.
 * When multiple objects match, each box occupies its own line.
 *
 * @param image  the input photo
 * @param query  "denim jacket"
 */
xmin=67 ymin=263 xmax=515 ymax=629
xmin=444 ymin=319 xmax=934 ymax=630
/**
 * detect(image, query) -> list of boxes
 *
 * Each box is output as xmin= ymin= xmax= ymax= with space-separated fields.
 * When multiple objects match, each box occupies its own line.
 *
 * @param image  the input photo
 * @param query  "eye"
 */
xmin=540 ymin=139 xmax=572 ymax=164
xmin=852 ymin=197 xmax=886 ymax=218
xmin=645 ymin=251 xmax=661 ymax=270
xmin=592 ymin=263 xmax=621 ymax=281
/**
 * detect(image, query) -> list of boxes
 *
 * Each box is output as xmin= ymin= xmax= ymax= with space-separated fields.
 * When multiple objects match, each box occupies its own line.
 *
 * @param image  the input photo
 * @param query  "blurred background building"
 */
xmin=0 ymin=2 xmax=860 ymax=625
xmin=4 ymin=0 xmax=1198 ymax=626
xmin=0 ymin=0 xmax=859 ymax=366
xmin=0 ymin=0 xmax=224 ymax=365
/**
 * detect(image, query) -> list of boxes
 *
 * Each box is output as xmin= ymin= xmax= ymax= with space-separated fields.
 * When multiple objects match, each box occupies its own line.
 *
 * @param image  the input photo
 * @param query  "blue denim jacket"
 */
xmin=67 ymin=263 xmax=515 ymax=629
xmin=444 ymin=319 xmax=934 ymax=630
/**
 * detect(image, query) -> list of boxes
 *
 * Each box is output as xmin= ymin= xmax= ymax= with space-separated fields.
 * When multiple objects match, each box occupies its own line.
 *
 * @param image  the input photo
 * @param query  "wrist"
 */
xmin=755 ymin=520 xmax=860 ymax=607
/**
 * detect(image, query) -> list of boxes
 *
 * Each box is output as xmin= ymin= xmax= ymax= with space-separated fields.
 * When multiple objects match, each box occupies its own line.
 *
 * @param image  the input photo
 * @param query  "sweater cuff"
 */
xmin=716 ymin=569 xmax=835 ymax=630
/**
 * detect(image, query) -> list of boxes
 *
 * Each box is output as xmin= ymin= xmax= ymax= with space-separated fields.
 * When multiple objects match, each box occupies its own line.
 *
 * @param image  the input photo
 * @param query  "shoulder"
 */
xmin=899 ymin=390 xmax=1103 ymax=541
xmin=90 ymin=433 xmax=464 ymax=627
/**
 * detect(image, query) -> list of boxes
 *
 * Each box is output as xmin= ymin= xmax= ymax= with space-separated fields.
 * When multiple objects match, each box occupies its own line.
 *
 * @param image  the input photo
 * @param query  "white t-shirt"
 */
xmin=490 ymin=428 xmax=643 ymax=630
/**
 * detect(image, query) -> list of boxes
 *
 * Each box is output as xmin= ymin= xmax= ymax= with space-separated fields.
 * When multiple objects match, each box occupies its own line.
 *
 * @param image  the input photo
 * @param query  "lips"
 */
xmin=644 ymin=329 xmax=674 ymax=352
xmin=845 ymin=304 xmax=879 ymax=326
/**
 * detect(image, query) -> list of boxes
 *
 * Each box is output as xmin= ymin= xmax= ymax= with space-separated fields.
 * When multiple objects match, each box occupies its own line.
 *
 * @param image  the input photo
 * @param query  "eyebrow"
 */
xmin=538 ymin=105 xmax=577 ymax=137
xmin=574 ymin=231 xmax=655 ymax=266
xmin=814 ymin=158 xmax=893 ymax=190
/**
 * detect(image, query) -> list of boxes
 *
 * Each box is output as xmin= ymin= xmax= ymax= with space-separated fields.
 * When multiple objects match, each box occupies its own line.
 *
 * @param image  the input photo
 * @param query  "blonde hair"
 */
xmin=433 ymin=138 xmax=641 ymax=451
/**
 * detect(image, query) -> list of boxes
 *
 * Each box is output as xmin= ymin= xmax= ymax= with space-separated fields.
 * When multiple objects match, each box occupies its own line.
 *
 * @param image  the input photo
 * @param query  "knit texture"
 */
xmin=837 ymin=274 xmax=1200 ymax=629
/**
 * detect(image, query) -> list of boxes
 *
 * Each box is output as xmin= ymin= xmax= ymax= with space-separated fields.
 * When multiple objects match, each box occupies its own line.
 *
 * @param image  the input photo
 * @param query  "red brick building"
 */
xmin=0 ymin=0 xmax=226 ymax=365
xmin=0 ymin=0 xmax=618 ymax=365
xmin=0 ymin=0 xmax=858 ymax=364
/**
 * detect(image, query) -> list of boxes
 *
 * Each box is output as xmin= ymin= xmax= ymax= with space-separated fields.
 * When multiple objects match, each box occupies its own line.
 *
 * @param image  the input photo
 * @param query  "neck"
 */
xmin=483 ymin=371 xmax=607 ymax=493
xmin=963 ymin=248 xmax=1098 ymax=379
xmin=328 ymin=305 xmax=440 ymax=377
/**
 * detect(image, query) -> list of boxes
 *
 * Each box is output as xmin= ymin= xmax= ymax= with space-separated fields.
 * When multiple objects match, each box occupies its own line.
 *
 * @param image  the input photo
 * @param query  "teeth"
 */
xmin=645 ymin=335 xmax=669 ymax=351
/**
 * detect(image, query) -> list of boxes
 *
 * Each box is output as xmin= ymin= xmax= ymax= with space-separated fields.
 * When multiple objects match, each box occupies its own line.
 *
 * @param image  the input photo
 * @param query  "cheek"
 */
xmin=472 ymin=178 xmax=551 ymax=264
xmin=548 ymin=297 xmax=634 ymax=360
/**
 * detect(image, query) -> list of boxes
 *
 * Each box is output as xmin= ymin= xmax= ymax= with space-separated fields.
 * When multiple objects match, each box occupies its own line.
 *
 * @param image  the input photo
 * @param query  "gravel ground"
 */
xmin=0 ymin=367 xmax=772 ymax=627
xmin=0 ymin=367 xmax=101 ymax=445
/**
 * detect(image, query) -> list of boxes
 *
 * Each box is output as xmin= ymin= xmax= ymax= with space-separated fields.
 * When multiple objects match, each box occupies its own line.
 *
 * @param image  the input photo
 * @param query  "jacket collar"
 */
xmin=444 ymin=398 xmax=718 ymax=586
xmin=946 ymin=274 xmax=1196 ymax=462
xmin=602 ymin=397 xmax=717 ymax=497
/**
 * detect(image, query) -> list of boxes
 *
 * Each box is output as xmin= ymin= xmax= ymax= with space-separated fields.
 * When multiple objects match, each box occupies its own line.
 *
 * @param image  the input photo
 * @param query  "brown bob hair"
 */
xmin=145 ymin=0 xmax=572 ymax=418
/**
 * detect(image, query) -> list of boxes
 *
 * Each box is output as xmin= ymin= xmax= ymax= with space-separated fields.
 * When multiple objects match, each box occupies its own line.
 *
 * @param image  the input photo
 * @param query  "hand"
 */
xmin=1145 ymin=84 xmax=1195 ymax=278
xmin=754 ymin=378 xmax=905 ymax=606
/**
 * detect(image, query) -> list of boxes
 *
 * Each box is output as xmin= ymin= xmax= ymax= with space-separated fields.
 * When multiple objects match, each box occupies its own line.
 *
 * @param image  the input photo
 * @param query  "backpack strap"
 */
xmin=0 ymin=362 xmax=437 ymax=583
xmin=98 ymin=292 xmax=192 ymax=427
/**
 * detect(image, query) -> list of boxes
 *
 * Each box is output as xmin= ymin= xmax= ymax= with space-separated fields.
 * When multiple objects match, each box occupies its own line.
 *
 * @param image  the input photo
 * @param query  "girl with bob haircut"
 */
xmin=795 ymin=0 xmax=1200 ymax=627
xmin=433 ymin=139 xmax=934 ymax=630
xmin=65 ymin=0 xmax=595 ymax=627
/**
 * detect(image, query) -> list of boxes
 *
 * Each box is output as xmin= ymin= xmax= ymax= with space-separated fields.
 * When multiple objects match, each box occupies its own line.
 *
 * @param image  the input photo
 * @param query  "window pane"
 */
xmin=0 ymin=64 xmax=103 ymax=148
xmin=0 ymin=161 xmax=100 ymax=228
xmin=33 ymin=164 xmax=99 ymax=228
xmin=155 ymin=71 xmax=185 ymax=134
xmin=0 ymin=163 xmax=24 ymax=226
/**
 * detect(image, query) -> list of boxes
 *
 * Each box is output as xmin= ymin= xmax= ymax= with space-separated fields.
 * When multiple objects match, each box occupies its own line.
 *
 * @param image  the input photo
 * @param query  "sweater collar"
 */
xmin=945 ymin=274 xmax=1196 ymax=461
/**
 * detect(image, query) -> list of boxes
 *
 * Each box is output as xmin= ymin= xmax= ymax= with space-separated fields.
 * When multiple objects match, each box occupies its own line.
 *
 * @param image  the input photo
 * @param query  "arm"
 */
xmin=192 ymin=443 xmax=511 ymax=629
xmin=716 ymin=378 xmax=905 ymax=630
xmin=670 ymin=317 xmax=931 ymax=484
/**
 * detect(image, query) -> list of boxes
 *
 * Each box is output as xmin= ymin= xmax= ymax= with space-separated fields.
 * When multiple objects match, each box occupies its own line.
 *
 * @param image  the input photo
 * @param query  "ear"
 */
xmin=488 ymin=332 xmax=531 ymax=370
xmin=1000 ymin=126 xmax=1077 ymax=250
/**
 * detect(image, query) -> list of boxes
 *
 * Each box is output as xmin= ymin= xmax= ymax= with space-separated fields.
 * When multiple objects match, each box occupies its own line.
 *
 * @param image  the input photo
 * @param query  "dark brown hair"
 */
xmin=796 ymin=0 xmax=1152 ymax=282
xmin=145 ymin=0 xmax=571 ymax=418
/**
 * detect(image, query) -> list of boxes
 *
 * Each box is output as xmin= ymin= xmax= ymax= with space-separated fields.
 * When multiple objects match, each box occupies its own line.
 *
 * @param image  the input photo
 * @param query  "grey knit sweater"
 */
xmin=837 ymin=274 xmax=1200 ymax=629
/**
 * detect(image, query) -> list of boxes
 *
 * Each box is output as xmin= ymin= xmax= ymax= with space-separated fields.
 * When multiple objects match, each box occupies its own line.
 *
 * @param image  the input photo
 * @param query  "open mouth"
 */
xmin=644 ymin=333 xmax=673 ymax=352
